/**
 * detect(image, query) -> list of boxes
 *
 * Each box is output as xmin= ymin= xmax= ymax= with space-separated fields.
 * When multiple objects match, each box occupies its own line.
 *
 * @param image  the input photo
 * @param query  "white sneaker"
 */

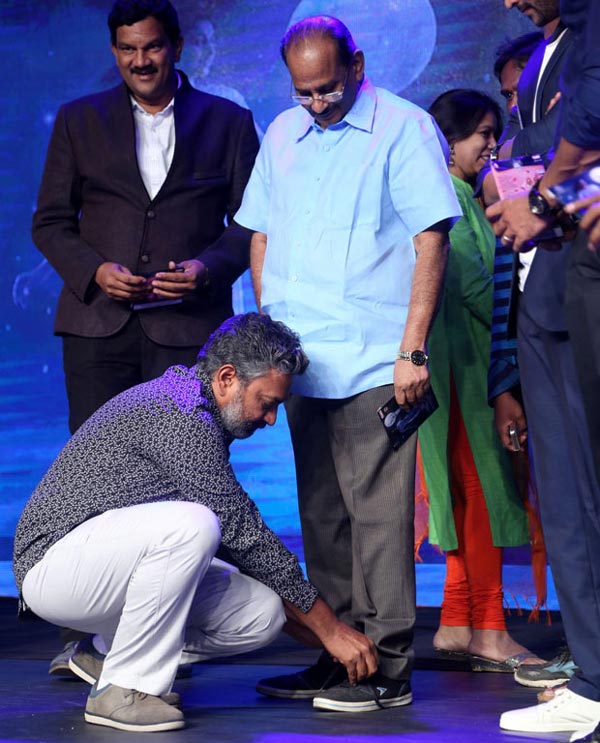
xmin=499 ymin=688 xmax=600 ymax=733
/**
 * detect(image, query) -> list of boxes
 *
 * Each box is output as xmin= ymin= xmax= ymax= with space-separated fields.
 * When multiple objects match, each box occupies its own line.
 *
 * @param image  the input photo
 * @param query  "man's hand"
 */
xmin=493 ymin=391 xmax=528 ymax=451
xmin=545 ymin=91 xmax=561 ymax=115
xmin=485 ymin=195 xmax=551 ymax=251
xmin=319 ymin=620 xmax=379 ymax=687
xmin=94 ymin=262 xmax=147 ymax=301
xmin=283 ymin=597 xmax=378 ymax=686
xmin=565 ymin=193 xmax=600 ymax=252
xmin=393 ymin=358 xmax=430 ymax=408
xmin=149 ymin=259 xmax=208 ymax=299
xmin=481 ymin=171 xmax=500 ymax=208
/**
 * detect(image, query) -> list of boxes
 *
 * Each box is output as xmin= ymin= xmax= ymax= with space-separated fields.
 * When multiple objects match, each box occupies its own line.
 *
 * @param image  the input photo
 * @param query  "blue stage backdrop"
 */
xmin=1 ymin=1 xmax=532 ymax=571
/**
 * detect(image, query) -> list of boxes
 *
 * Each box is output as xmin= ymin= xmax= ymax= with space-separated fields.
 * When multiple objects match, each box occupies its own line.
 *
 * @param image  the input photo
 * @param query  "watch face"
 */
xmin=410 ymin=350 xmax=428 ymax=366
xmin=529 ymin=188 xmax=551 ymax=217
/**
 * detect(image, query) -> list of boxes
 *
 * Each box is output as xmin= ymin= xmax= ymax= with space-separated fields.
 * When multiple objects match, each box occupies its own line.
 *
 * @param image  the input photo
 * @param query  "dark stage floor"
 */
xmin=0 ymin=598 xmax=571 ymax=743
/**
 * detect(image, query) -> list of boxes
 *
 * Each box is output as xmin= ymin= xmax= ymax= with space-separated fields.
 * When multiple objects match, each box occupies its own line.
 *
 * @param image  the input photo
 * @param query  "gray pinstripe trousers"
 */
xmin=285 ymin=384 xmax=416 ymax=681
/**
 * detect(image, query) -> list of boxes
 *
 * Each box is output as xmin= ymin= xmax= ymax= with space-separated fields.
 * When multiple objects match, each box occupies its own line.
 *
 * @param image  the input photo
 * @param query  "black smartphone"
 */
xmin=377 ymin=387 xmax=439 ymax=450
xmin=140 ymin=266 xmax=185 ymax=280
xmin=132 ymin=267 xmax=185 ymax=310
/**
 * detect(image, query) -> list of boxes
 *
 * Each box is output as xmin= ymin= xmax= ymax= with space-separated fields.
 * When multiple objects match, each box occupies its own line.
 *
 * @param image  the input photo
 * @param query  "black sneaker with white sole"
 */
xmin=313 ymin=673 xmax=412 ymax=712
xmin=514 ymin=647 xmax=578 ymax=688
xmin=256 ymin=652 xmax=347 ymax=699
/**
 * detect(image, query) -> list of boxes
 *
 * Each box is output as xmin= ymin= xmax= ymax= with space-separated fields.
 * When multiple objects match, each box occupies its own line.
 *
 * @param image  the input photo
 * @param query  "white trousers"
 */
xmin=22 ymin=501 xmax=285 ymax=696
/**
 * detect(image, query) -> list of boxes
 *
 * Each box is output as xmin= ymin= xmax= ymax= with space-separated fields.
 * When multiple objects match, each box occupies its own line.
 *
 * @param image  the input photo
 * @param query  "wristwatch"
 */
xmin=528 ymin=178 xmax=559 ymax=218
xmin=396 ymin=349 xmax=428 ymax=366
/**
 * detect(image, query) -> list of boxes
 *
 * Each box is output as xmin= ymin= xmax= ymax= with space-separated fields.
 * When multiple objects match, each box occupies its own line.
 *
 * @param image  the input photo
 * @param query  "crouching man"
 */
xmin=13 ymin=313 xmax=377 ymax=733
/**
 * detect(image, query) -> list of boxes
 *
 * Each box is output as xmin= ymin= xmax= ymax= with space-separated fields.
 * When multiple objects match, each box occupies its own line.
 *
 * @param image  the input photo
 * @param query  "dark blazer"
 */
xmin=32 ymin=71 xmax=259 ymax=346
xmin=501 ymin=28 xmax=576 ymax=333
xmin=502 ymin=28 xmax=573 ymax=159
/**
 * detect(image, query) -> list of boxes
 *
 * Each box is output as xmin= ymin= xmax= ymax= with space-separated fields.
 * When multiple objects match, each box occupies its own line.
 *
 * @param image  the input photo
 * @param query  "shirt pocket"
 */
xmin=325 ymin=159 xmax=384 ymax=230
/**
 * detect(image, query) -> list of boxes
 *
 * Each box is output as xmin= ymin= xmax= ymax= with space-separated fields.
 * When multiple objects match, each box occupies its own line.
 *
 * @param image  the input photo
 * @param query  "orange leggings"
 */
xmin=439 ymin=379 xmax=506 ymax=630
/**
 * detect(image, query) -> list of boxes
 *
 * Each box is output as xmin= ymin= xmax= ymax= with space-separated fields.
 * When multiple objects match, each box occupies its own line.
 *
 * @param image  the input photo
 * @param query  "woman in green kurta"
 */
xmin=420 ymin=90 xmax=540 ymax=671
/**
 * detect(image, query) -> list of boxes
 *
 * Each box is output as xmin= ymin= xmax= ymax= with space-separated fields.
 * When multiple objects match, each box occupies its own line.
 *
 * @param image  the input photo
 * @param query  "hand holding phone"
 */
xmin=508 ymin=425 xmax=521 ymax=452
xmin=132 ymin=265 xmax=186 ymax=310
xmin=377 ymin=387 xmax=438 ymax=450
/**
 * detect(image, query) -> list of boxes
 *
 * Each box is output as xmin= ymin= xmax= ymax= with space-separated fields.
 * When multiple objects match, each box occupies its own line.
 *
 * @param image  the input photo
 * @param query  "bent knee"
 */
xmin=152 ymin=501 xmax=221 ymax=556
xmin=250 ymin=588 xmax=286 ymax=646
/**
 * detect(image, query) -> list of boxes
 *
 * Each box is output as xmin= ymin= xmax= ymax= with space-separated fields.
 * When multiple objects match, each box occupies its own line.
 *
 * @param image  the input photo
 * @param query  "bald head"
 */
xmin=280 ymin=15 xmax=357 ymax=68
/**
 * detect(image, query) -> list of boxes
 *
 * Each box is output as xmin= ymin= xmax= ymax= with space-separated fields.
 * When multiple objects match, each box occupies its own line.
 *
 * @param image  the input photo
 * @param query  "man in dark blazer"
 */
xmin=499 ymin=20 xmax=570 ymax=159
xmin=32 ymin=0 xmax=259 ymax=434
xmin=489 ymin=0 xmax=600 ymax=734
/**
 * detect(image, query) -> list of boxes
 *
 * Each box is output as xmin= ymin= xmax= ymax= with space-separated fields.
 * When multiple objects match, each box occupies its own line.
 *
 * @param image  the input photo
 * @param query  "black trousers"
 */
xmin=566 ymin=227 xmax=600 ymax=487
xmin=518 ymin=302 xmax=600 ymax=702
xmin=62 ymin=315 xmax=201 ymax=433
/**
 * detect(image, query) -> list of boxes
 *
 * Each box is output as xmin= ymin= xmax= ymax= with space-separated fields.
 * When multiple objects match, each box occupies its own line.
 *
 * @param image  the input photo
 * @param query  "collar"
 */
xmin=292 ymin=75 xmax=377 ymax=143
xmin=547 ymin=20 xmax=567 ymax=44
xmin=193 ymin=366 xmax=218 ymax=410
xmin=193 ymin=365 xmax=233 ymax=443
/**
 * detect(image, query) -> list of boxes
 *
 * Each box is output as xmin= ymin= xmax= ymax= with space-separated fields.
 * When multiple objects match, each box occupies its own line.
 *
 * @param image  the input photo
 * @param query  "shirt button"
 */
xmin=147 ymin=210 xmax=156 ymax=219
xmin=140 ymin=254 xmax=150 ymax=264
xmin=290 ymin=274 xmax=298 ymax=282
xmin=323 ymin=146 xmax=330 ymax=152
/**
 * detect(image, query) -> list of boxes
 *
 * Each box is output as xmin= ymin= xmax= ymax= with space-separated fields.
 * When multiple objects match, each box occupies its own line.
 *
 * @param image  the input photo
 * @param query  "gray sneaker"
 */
xmin=514 ymin=647 xmax=579 ymax=688
xmin=68 ymin=636 xmax=105 ymax=685
xmin=85 ymin=683 xmax=185 ymax=732
xmin=48 ymin=640 xmax=80 ymax=677
xmin=69 ymin=637 xmax=180 ymax=707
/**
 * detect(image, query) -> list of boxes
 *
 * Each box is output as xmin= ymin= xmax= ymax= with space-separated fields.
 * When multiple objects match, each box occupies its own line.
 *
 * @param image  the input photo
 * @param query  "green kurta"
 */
xmin=419 ymin=175 xmax=528 ymax=550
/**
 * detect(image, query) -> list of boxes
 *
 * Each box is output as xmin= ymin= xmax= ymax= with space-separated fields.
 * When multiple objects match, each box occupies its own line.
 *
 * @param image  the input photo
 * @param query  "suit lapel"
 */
xmin=535 ymin=29 xmax=571 ymax=120
xmin=517 ymin=42 xmax=546 ymax=127
xmin=154 ymin=71 xmax=211 ymax=200
xmin=107 ymin=82 xmax=150 ymax=203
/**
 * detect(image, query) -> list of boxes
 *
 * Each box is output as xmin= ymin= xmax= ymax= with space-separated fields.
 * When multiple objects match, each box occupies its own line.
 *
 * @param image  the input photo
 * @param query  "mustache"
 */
xmin=131 ymin=65 xmax=158 ymax=75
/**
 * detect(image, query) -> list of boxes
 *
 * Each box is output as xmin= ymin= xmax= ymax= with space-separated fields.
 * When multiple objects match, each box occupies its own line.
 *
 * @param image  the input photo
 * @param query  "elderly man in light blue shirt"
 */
xmin=235 ymin=15 xmax=461 ymax=713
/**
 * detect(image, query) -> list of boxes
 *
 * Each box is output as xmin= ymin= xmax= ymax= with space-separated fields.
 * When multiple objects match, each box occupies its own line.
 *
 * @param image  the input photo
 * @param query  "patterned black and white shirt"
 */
xmin=13 ymin=365 xmax=318 ymax=612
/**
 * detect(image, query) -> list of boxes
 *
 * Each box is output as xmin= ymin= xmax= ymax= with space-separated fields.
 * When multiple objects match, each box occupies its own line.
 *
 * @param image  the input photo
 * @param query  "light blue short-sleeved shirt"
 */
xmin=235 ymin=77 xmax=462 ymax=399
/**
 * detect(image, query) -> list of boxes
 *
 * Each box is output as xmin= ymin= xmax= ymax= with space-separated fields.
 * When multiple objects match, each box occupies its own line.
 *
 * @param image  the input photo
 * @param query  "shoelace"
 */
xmin=337 ymin=678 xmax=387 ymax=709
xmin=318 ymin=665 xmax=345 ymax=691
xmin=366 ymin=679 xmax=387 ymax=709
xmin=124 ymin=690 xmax=150 ymax=702
xmin=542 ymin=687 xmax=572 ymax=713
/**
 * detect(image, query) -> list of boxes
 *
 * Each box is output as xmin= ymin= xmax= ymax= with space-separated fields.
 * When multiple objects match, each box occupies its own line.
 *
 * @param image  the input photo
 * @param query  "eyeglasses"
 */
xmin=291 ymin=69 xmax=349 ymax=106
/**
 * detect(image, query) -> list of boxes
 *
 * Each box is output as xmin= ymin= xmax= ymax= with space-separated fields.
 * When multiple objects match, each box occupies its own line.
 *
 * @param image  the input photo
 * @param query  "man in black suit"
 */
xmin=32 ymin=0 xmax=258 ymax=435
xmin=486 ymin=0 xmax=584 ymax=693
xmin=488 ymin=0 xmax=600 ymax=735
